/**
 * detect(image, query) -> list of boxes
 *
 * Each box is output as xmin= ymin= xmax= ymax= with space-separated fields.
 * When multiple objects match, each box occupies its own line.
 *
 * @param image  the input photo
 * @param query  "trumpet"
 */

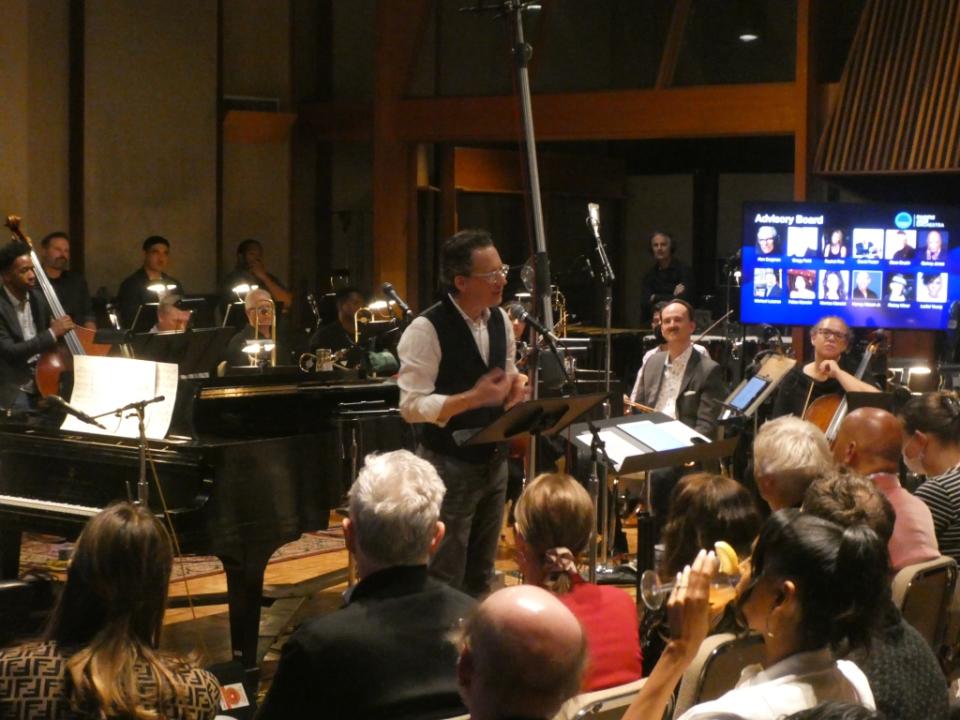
xmin=354 ymin=300 xmax=403 ymax=343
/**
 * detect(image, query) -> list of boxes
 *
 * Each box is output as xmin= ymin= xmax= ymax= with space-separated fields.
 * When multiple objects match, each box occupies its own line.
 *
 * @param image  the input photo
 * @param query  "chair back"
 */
xmin=553 ymin=678 xmax=646 ymax=720
xmin=672 ymin=632 xmax=764 ymax=718
xmin=892 ymin=555 xmax=958 ymax=653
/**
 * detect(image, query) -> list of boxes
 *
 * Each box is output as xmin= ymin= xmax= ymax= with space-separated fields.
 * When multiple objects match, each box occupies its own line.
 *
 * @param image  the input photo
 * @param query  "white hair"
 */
xmin=754 ymin=416 xmax=834 ymax=507
xmin=244 ymin=288 xmax=272 ymax=311
xmin=348 ymin=450 xmax=446 ymax=567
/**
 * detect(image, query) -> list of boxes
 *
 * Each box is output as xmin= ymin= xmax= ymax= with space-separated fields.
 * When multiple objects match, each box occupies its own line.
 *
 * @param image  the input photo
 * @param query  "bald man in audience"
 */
xmin=257 ymin=450 xmax=476 ymax=719
xmin=832 ymin=408 xmax=939 ymax=570
xmin=753 ymin=416 xmax=834 ymax=512
xmin=456 ymin=585 xmax=587 ymax=720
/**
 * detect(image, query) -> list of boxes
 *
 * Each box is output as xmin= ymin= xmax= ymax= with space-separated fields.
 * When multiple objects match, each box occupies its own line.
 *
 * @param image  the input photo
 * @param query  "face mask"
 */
xmin=902 ymin=438 xmax=925 ymax=475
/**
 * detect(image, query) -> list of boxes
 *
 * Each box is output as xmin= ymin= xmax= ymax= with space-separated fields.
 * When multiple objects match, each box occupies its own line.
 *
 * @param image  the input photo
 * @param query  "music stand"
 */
xmin=459 ymin=392 xmax=608 ymax=448
xmin=130 ymin=303 xmax=159 ymax=333
xmin=129 ymin=327 xmax=235 ymax=375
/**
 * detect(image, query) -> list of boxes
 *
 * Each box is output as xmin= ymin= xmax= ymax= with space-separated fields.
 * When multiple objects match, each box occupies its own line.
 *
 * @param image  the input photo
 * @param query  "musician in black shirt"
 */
xmin=640 ymin=231 xmax=694 ymax=322
xmin=38 ymin=232 xmax=96 ymax=329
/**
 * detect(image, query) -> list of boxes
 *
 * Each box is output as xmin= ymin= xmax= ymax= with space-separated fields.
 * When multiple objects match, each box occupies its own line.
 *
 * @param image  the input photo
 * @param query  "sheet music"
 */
xmin=656 ymin=419 xmax=710 ymax=445
xmin=575 ymin=430 xmax=637 ymax=473
xmin=62 ymin=356 xmax=178 ymax=440
xmin=619 ymin=419 xmax=689 ymax=452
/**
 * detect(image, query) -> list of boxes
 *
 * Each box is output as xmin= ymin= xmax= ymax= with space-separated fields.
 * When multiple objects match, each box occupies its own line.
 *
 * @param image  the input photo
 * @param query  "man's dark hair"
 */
xmin=440 ymin=229 xmax=494 ymax=292
xmin=0 ymin=241 xmax=31 ymax=273
xmin=662 ymin=298 xmax=695 ymax=322
xmin=41 ymin=231 xmax=68 ymax=248
xmin=335 ymin=286 xmax=364 ymax=306
xmin=142 ymin=235 xmax=169 ymax=251
xmin=236 ymin=238 xmax=261 ymax=255
xmin=650 ymin=230 xmax=675 ymax=254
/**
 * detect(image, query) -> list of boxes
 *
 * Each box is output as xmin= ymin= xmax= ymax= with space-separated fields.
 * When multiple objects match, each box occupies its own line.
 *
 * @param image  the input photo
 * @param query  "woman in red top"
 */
xmin=514 ymin=473 xmax=642 ymax=691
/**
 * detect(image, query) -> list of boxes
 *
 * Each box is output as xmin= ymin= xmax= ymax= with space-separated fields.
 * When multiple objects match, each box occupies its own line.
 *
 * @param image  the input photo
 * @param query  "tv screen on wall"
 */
xmin=741 ymin=201 xmax=958 ymax=330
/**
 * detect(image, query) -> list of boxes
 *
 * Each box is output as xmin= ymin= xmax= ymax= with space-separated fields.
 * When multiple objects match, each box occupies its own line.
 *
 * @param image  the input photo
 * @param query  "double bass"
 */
xmin=4 ymin=216 xmax=110 ymax=396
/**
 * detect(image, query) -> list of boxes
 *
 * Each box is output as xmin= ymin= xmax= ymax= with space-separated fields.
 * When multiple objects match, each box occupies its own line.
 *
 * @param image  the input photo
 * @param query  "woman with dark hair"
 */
xmin=659 ymin=473 xmax=761 ymax=582
xmin=0 ymin=502 xmax=220 ymax=719
xmin=821 ymin=270 xmax=846 ymax=301
xmin=514 ymin=473 xmax=641 ymax=691
xmin=623 ymin=510 xmax=887 ymax=720
xmin=900 ymin=391 xmax=960 ymax=564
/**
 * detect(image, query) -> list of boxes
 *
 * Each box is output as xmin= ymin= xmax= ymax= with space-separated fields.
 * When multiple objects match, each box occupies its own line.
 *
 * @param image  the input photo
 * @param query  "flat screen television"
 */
xmin=740 ymin=201 xmax=959 ymax=330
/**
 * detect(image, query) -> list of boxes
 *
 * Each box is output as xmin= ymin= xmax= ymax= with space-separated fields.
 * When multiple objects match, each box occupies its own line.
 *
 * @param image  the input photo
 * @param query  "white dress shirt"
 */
xmin=630 ymin=342 xmax=708 ymax=404
xmin=677 ymin=648 xmax=875 ymax=720
xmin=2 ymin=286 xmax=54 ymax=362
xmin=652 ymin=344 xmax=694 ymax=419
xmin=397 ymin=295 xmax=516 ymax=427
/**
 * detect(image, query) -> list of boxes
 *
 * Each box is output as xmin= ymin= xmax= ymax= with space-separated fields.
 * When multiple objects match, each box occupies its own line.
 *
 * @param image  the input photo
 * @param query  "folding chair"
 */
xmin=672 ymin=632 xmax=764 ymax=718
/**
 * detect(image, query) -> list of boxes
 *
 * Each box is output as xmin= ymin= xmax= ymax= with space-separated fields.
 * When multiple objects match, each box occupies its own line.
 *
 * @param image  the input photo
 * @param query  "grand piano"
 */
xmin=0 ymin=370 xmax=406 ymax=690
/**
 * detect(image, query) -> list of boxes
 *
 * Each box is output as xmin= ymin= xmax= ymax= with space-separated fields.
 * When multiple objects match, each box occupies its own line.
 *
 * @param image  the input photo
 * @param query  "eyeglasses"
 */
xmin=815 ymin=328 xmax=847 ymax=341
xmin=469 ymin=265 xmax=510 ymax=284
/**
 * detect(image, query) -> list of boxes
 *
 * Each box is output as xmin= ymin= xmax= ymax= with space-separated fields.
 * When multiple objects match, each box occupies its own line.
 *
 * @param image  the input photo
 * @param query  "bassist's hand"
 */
xmin=50 ymin=316 xmax=75 ymax=338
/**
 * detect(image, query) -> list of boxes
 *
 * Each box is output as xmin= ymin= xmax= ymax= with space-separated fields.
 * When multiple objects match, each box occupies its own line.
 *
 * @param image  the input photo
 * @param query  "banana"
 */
xmin=714 ymin=540 xmax=739 ymax=575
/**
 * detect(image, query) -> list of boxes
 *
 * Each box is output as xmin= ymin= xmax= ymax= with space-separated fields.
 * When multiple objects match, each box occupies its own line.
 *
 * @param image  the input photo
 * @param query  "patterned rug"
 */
xmin=19 ymin=527 xmax=345 ymax=582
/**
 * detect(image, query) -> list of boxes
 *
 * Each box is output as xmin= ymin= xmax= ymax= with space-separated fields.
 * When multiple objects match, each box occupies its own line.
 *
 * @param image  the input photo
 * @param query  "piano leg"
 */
xmin=0 ymin=528 xmax=21 ymax=579
xmin=220 ymin=543 xmax=281 ymax=699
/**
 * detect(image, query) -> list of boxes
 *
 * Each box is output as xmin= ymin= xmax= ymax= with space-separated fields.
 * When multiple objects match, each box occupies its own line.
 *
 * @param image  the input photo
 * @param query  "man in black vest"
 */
xmin=397 ymin=229 xmax=526 ymax=596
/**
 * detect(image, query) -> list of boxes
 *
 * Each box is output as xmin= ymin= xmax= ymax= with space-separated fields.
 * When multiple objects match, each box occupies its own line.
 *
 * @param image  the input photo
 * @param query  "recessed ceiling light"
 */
xmin=739 ymin=33 xmax=759 ymax=42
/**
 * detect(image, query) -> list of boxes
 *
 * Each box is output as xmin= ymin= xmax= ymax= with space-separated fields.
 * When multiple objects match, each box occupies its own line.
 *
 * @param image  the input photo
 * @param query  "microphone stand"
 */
xmin=589 ymin=212 xmax=617 ymax=583
xmin=464 ymin=1 xmax=555 ymax=477
xmin=93 ymin=395 xmax=166 ymax=505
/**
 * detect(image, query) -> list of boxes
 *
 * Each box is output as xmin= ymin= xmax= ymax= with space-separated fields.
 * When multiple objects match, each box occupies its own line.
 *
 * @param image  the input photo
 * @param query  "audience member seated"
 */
xmin=900 ymin=392 xmax=960 ymax=564
xmin=0 ymin=502 xmax=220 ymax=719
xmin=454 ymin=585 xmax=587 ymax=720
xmin=624 ymin=511 xmax=887 ymax=720
xmin=256 ymin=450 xmax=476 ymax=720
xmin=803 ymin=470 xmax=950 ymax=720
xmin=513 ymin=473 xmax=641 ymax=691
xmin=783 ymin=702 xmax=880 ymax=720
xmin=833 ymin=407 xmax=939 ymax=570
xmin=753 ymin=416 xmax=834 ymax=512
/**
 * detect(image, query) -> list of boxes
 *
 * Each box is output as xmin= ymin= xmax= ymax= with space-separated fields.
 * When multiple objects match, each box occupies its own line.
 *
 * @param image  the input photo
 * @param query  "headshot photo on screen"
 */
xmin=921 ymin=230 xmax=949 ymax=261
xmin=786 ymin=227 xmax=819 ymax=258
xmin=755 ymin=225 xmax=781 ymax=256
xmin=852 ymin=228 xmax=883 ymax=259
xmin=821 ymin=228 xmax=848 ymax=259
xmin=819 ymin=269 xmax=848 ymax=301
xmin=788 ymin=269 xmax=816 ymax=299
xmin=851 ymin=270 xmax=881 ymax=300
xmin=885 ymin=229 xmax=917 ymax=261
xmin=917 ymin=271 xmax=948 ymax=303
xmin=753 ymin=268 xmax=783 ymax=298
xmin=884 ymin=272 xmax=914 ymax=303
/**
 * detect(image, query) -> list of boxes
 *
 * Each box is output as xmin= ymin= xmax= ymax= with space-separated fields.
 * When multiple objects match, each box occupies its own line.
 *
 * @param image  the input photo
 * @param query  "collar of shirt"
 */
xmin=2 ymin=285 xmax=27 ymax=309
xmin=739 ymin=648 xmax=835 ymax=687
xmin=665 ymin=344 xmax=694 ymax=373
xmin=867 ymin=471 xmax=901 ymax=492
xmin=448 ymin=293 xmax=490 ymax=329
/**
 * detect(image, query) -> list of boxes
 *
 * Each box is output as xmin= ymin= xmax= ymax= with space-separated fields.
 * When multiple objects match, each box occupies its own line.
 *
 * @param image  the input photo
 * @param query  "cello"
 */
xmin=4 ymin=215 xmax=111 ymax=396
xmin=803 ymin=333 xmax=885 ymax=442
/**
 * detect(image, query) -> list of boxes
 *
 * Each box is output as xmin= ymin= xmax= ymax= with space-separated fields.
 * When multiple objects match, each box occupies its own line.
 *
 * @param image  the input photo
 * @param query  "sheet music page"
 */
xmin=656 ymin=419 xmax=710 ymax=446
xmin=619 ymin=419 xmax=690 ymax=452
xmin=575 ymin=430 xmax=639 ymax=472
xmin=143 ymin=362 xmax=179 ymax=439
xmin=63 ymin=356 xmax=178 ymax=439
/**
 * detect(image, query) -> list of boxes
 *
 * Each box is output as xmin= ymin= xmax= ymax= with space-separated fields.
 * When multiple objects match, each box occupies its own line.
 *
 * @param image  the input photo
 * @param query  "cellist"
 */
xmin=771 ymin=315 xmax=878 ymax=420
xmin=0 ymin=240 xmax=74 ymax=411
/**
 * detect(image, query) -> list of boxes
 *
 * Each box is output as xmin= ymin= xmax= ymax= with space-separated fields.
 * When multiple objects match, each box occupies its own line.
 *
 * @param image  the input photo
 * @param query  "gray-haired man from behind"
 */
xmin=256 ymin=450 xmax=476 ymax=720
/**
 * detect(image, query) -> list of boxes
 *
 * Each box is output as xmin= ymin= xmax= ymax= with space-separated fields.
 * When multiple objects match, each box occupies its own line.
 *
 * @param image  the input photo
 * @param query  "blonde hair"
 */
xmin=514 ymin=473 xmax=593 ymax=594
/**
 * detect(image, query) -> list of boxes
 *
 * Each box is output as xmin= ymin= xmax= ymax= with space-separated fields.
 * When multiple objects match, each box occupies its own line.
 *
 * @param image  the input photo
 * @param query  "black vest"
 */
xmin=419 ymin=295 xmax=507 ymax=463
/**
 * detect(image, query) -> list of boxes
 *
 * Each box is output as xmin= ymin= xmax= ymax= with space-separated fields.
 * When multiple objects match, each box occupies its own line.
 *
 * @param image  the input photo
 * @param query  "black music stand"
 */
xmin=459 ymin=392 xmax=608 ymax=449
xmin=569 ymin=413 xmax=740 ymax=583
xmin=129 ymin=327 xmax=235 ymax=374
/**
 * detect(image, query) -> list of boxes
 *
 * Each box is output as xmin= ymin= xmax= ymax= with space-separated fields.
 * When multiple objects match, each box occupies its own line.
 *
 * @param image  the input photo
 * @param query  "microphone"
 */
xmin=47 ymin=395 xmax=107 ymax=430
xmin=517 ymin=309 xmax=560 ymax=344
xmin=381 ymin=282 xmax=412 ymax=318
xmin=587 ymin=203 xmax=601 ymax=241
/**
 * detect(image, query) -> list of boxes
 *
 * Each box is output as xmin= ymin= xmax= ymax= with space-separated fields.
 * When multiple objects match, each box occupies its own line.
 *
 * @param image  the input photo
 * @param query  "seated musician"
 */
xmin=0 ymin=240 xmax=74 ymax=411
xmin=223 ymin=288 xmax=288 ymax=366
xmin=150 ymin=293 xmax=191 ymax=332
xmin=630 ymin=299 xmax=726 ymax=524
xmin=305 ymin=286 xmax=364 ymax=353
xmin=116 ymin=235 xmax=184 ymax=329
xmin=38 ymin=231 xmax=96 ymax=330
xmin=257 ymin=450 xmax=476 ymax=719
xmin=627 ymin=300 xmax=707 ymax=409
xmin=219 ymin=238 xmax=292 ymax=316
xmin=771 ymin=316 xmax=878 ymax=419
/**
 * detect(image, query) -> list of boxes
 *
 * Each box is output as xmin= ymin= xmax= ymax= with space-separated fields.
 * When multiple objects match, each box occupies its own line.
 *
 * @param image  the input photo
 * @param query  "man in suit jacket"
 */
xmin=257 ymin=450 xmax=476 ymax=720
xmin=0 ymin=241 xmax=74 ymax=410
xmin=633 ymin=299 xmax=726 ymax=524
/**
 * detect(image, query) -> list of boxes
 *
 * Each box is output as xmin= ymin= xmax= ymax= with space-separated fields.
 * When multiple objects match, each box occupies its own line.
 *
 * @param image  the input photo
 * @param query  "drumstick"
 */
xmin=623 ymin=397 xmax=656 ymax=413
